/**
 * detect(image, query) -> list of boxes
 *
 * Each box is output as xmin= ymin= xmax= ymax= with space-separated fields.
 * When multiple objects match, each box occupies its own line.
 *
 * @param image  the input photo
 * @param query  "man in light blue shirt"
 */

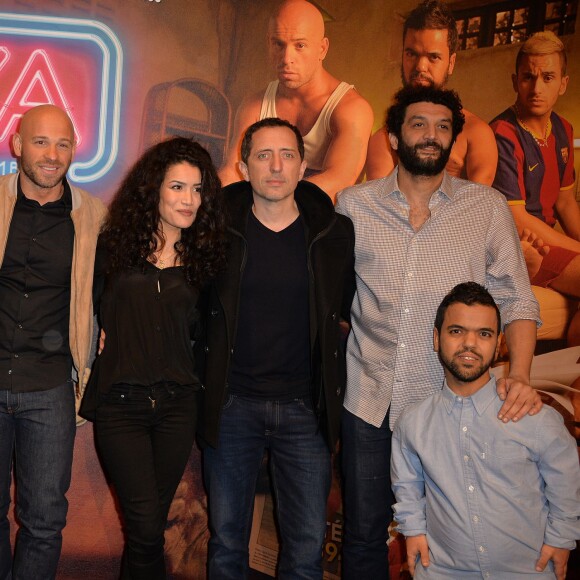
xmin=391 ymin=282 xmax=579 ymax=579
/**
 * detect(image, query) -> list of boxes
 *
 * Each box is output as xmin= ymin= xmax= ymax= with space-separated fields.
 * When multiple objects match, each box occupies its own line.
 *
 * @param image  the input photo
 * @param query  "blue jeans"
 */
xmin=0 ymin=381 xmax=76 ymax=580
xmin=95 ymin=383 xmax=197 ymax=580
xmin=341 ymin=407 xmax=394 ymax=580
xmin=203 ymin=395 xmax=331 ymax=580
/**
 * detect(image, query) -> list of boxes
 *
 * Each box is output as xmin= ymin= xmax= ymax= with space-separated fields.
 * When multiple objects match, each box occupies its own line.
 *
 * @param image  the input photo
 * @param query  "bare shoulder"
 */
xmin=463 ymin=108 xmax=495 ymax=142
xmin=334 ymin=86 xmax=373 ymax=118
xmin=234 ymin=89 xmax=266 ymax=126
xmin=365 ymin=126 xmax=394 ymax=180
xmin=369 ymin=126 xmax=389 ymax=149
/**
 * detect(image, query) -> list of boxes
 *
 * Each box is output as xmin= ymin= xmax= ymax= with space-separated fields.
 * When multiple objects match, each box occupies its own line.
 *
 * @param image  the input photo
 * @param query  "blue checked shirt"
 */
xmin=335 ymin=170 xmax=540 ymax=429
xmin=391 ymin=377 xmax=580 ymax=578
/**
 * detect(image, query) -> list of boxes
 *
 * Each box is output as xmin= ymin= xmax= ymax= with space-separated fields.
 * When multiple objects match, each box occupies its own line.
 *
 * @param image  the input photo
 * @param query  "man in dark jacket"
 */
xmin=200 ymin=117 xmax=355 ymax=579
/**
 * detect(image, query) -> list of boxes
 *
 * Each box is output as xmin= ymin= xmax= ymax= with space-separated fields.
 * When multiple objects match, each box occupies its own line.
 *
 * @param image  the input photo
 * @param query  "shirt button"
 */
xmin=468 ymin=485 xmax=475 ymax=492
xmin=407 ymin=272 xmax=413 ymax=278
xmin=17 ymin=324 xmax=22 ymax=329
xmin=473 ymin=515 xmax=479 ymax=523
xmin=8 ymin=370 xmax=12 ymax=375
xmin=404 ymin=308 xmax=409 ymax=313
xmin=14 ymin=354 xmax=19 ymax=359
xmin=463 ymin=455 xmax=469 ymax=462
xmin=457 ymin=396 xmax=463 ymax=402
xmin=155 ymin=326 xmax=160 ymax=331
xmin=462 ymin=426 xmax=468 ymax=432
xmin=479 ymin=545 xmax=486 ymax=553
xmin=24 ymin=293 xmax=29 ymax=298
xmin=336 ymin=387 xmax=341 ymax=396
xmin=399 ymin=343 xmax=405 ymax=348
xmin=32 ymin=237 xmax=37 ymax=242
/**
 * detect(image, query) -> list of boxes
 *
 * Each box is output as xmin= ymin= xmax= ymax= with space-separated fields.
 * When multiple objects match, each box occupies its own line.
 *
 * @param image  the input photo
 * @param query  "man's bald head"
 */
xmin=268 ymin=0 xmax=329 ymax=90
xmin=18 ymin=104 xmax=75 ymax=143
xmin=269 ymin=0 xmax=325 ymax=39
xmin=13 ymin=104 xmax=76 ymax=201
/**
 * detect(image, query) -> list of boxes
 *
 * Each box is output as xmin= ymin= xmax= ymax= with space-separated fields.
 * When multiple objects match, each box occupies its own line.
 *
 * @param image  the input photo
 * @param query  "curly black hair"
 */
xmin=101 ymin=137 xmax=227 ymax=287
xmin=386 ymin=85 xmax=465 ymax=143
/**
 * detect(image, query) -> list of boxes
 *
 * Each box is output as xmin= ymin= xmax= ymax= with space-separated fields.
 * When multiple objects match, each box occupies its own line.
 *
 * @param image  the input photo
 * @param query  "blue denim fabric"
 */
xmin=341 ymin=407 xmax=394 ymax=580
xmin=95 ymin=384 xmax=197 ymax=580
xmin=0 ymin=381 xmax=76 ymax=580
xmin=203 ymin=395 xmax=331 ymax=580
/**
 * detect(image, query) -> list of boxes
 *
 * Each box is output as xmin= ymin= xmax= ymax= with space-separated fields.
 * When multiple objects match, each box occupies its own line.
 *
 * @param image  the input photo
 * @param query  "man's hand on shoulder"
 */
xmin=496 ymin=375 xmax=542 ymax=423
xmin=406 ymin=534 xmax=430 ymax=576
xmin=536 ymin=544 xmax=569 ymax=580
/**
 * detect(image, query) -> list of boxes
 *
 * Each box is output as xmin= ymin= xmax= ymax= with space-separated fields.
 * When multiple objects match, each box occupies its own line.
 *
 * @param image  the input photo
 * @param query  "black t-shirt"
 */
xmin=228 ymin=212 xmax=311 ymax=400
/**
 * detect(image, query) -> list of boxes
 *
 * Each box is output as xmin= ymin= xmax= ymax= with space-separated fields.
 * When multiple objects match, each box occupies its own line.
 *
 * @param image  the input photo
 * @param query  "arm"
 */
xmin=554 ymin=187 xmax=580 ymax=242
xmin=496 ymin=319 xmax=541 ymax=422
xmin=390 ymin=423 xmax=427 ymax=539
xmin=218 ymin=94 xmax=263 ymax=186
xmin=364 ymin=127 xmax=396 ymax=181
xmin=464 ymin=115 xmax=498 ymax=186
xmin=306 ymin=92 xmax=374 ymax=202
xmin=485 ymin=193 xmax=542 ymax=421
xmin=534 ymin=411 xmax=580 ymax=578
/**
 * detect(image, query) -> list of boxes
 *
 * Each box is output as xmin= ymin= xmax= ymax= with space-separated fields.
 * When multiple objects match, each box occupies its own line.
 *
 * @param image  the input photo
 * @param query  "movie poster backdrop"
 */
xmin=2 ymin=1 xmax=579 ymax=578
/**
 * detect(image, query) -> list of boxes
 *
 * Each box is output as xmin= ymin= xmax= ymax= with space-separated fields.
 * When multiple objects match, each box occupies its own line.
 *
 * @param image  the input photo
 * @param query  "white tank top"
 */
xmin=259 ymin=80 xmax=354 ymax=173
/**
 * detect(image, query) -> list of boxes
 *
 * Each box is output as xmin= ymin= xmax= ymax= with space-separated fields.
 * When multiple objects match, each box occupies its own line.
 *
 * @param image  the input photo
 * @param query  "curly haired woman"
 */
xmin=80 ymin=137 xmax=226 ymax=579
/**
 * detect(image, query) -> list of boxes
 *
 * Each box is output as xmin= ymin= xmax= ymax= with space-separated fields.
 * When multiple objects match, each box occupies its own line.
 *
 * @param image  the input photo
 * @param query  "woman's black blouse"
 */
xmin=94 ymin=258 xmax=201 ymax=391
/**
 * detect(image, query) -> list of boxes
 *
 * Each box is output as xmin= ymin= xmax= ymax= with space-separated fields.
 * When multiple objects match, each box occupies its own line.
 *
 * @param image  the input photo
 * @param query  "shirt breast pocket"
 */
xmin=483 ymin=439 xmax=527 ymax=489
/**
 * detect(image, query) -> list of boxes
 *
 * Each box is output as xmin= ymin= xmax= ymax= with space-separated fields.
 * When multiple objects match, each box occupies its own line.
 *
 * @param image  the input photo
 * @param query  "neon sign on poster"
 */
xmin=0 ymin=12 xmax=123 ymax=183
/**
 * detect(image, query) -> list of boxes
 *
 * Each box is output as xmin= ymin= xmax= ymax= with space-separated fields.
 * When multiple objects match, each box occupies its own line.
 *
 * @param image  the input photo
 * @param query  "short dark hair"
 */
xmin=241 ymin=117 xmax=304 ymax=164
xmin=404 ymin=0 xmax=458 ymax=55
xmin=386 ymin=85 xmax=465 ymax=141
xmin=435 ymin=282 xmax=501 ymax=334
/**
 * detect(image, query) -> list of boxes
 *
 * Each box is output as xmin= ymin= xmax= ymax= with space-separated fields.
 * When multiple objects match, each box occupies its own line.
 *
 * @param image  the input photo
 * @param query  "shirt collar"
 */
xmin=442 ymin=375 xmax=498 ymax=415
xmin=17 ymin=175 xmax=73 ymax=210
xmin=383 ymin=167 xmax=456 ymax=205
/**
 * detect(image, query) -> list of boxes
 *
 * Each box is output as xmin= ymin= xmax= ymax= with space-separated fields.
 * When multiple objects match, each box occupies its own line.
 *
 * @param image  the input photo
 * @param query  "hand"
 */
xmin=98 ymin=329 xmax=106 ymax=355
xmin=536 ymin=544 xmax=569 ymax=580
xmin=406 ymin=534 xmax=429 ymax=577
xmin=496 ymin=376 xmax=542 ymax=423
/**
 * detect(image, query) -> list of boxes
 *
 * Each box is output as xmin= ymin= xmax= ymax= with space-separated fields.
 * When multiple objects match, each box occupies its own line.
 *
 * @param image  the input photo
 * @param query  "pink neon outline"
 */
xmin=0 ymin=48 xmax=82 ymax=145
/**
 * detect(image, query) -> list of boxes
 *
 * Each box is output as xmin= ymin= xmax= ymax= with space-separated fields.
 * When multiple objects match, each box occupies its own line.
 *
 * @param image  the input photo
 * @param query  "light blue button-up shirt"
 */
xmin=391 ymin=376 xmax=580 ymax=579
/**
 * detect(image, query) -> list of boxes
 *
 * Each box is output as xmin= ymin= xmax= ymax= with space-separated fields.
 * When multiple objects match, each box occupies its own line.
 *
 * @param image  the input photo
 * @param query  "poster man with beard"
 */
xmin=335 ymin=86 xmax=541 ymax=579
xmin=365 ymin=0 xmax=497 ymax=186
